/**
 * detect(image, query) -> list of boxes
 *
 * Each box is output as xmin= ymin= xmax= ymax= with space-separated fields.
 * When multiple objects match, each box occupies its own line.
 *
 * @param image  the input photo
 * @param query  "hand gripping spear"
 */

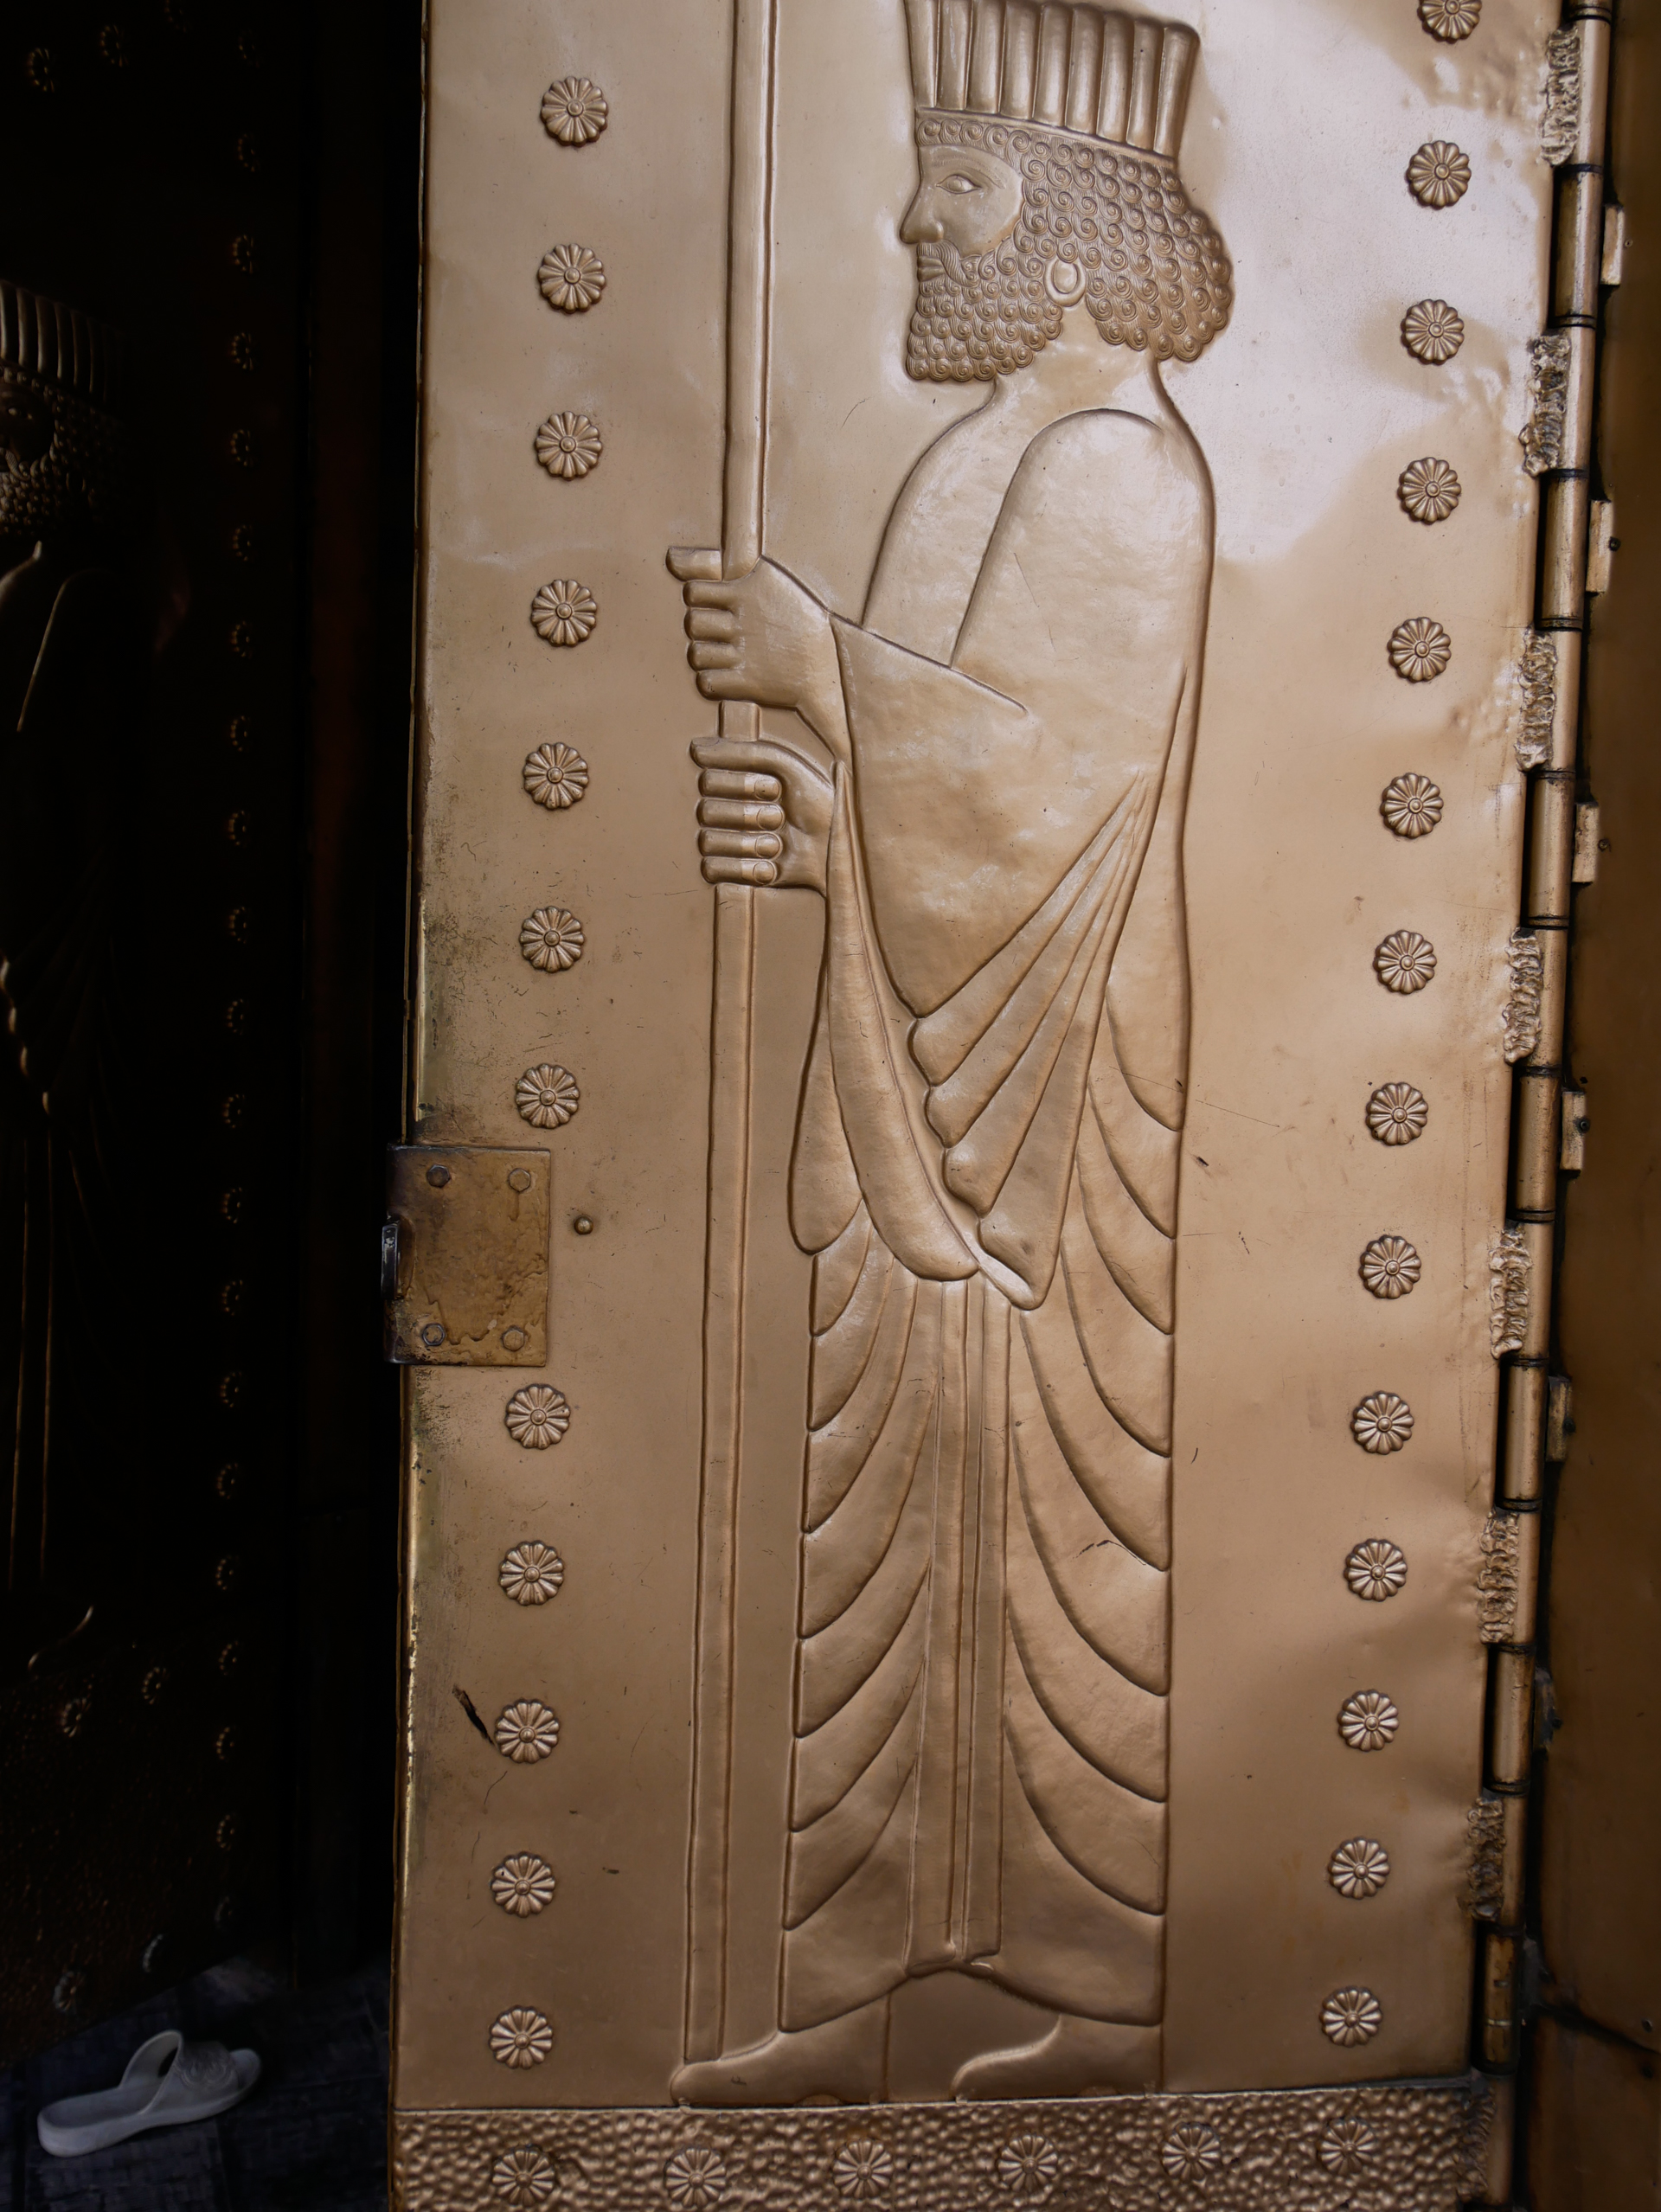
xmin=666 ymin=0 xmax=779 ymax=2069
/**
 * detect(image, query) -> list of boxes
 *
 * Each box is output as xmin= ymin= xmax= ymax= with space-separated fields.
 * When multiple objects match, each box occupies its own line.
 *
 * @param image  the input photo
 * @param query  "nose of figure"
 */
xmin=899 ymin=189 xmax=942 ymax=246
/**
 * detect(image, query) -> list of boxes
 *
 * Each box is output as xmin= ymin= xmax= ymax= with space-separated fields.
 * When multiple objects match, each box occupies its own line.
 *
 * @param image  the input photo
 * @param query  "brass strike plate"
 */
xmin=382 ymin=1144 xmax=549 ymax=1366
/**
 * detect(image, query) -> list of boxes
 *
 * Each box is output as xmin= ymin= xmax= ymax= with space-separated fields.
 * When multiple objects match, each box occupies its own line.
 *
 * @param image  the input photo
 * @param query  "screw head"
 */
xmin=507 ymin=1167 xmax=533 ymax=1192
xmin=426 ymin=1164 xmax=452 ymax=1188
xmin=502 ymin=1326 xmax=528 ymax=1352
xmin=420 ymin=1322 xmax=446 ymax=1349
xmin=573 ymin=1215 xmax=593 ymax=1235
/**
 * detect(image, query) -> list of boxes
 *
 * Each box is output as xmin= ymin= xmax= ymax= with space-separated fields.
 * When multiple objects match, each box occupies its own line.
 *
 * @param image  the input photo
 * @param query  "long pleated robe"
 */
xmin=779 ymin=390 xmax=1214 ymax=2032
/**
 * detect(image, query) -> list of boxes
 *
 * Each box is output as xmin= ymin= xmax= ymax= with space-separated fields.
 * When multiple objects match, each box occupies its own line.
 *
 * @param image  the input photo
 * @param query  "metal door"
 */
xmin=392 ymin=4 xmax=1608 ymax=2202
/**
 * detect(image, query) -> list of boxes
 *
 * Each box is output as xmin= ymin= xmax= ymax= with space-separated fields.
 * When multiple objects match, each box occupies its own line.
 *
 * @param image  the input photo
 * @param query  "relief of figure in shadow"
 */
xmin=671 ymin=0 xmax=1231 ymax=2103
xmin=0 ymin=284 xmax=180 ymax=1678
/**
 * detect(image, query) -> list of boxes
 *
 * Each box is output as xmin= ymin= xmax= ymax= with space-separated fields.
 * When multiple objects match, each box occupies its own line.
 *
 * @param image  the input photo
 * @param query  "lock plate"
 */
xmin=383 ymin=1144 xmax=549 ymax=1366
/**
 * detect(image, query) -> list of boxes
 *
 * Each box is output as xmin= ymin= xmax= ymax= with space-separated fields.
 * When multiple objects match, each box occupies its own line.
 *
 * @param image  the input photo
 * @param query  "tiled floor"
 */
xmin=0 ymin=1959 xmax=389 ymax=2212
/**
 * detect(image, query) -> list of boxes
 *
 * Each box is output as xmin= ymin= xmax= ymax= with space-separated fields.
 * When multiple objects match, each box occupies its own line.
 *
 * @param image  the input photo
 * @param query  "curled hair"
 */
xmin=0 ymin=374 xmax=133 ymax=543
xmin=915 ymin=112 xmax=1233 ymax=368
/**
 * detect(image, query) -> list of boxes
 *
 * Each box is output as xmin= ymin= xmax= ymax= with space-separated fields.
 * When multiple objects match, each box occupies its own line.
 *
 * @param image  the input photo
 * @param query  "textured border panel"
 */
xmin=393 ymin=2079 xmax=1492 ymax=2211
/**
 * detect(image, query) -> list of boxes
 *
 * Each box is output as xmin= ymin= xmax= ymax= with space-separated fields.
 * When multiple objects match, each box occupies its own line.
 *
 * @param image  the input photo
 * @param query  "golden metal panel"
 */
xmin=397 ymin=0 xmax=1563 ymax=2145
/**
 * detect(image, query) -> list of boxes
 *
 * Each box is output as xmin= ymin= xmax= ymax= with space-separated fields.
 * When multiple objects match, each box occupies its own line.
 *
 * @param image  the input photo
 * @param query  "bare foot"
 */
xmin=951 ymin=2016 xmax=1160 ymax=2100
xmin=670 ymin=2003 xmax=888 ymax=2106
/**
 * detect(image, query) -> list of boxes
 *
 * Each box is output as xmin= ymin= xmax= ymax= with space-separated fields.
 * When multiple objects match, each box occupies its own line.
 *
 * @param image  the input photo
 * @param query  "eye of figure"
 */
xmin=942 ymin=173 xmax=980 ymax=194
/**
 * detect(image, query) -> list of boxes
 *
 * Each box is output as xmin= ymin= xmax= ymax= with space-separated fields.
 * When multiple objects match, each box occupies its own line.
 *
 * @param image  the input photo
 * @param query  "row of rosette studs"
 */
xmin=1313 ymin=0 xmax=1488 ymax=2066
xmin=465 ymin=69 xmax=615 ymax=2085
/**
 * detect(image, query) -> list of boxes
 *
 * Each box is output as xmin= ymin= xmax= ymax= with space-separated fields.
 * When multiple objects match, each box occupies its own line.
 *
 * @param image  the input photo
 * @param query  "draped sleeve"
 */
xmin=831 ymin=406 xmax=1209 ymax=1017
xmin=793 ymin=404 xmax=1212 ymax=1308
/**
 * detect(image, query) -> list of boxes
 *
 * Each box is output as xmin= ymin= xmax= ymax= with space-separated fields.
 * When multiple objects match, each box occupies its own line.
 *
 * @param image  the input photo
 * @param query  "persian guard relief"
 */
xmin=671 ymin=0 xmax=1229 ymax=2105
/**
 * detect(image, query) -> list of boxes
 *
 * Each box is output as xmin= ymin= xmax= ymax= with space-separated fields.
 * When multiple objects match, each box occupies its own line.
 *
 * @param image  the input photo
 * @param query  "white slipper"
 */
xmin=36 ymin=2029 xmax=260 ymax=2157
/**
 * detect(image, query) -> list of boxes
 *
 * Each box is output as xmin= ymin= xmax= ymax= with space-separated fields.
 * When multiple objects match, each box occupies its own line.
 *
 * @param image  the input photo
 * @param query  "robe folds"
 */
xmin=779 ymin=391 xmax=1214 ymax=2030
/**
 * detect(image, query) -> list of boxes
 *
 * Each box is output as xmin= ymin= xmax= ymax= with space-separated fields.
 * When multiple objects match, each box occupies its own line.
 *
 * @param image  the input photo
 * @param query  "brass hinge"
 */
xmin=1477 ymin=8 xmax=1613 ymax=2184
xmin=382 ymin=1144 xmax=550 ymax=1366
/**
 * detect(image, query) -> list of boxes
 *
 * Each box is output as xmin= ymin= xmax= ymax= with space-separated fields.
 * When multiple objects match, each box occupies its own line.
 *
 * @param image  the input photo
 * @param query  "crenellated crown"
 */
xmin=0 ymin=280 xmax=124 ymax=411
xmin=904 ymin=0 xmax=1198 ymax=162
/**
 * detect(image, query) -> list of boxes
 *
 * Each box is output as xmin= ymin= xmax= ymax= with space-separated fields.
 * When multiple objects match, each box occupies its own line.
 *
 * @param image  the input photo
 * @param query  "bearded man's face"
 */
xmin=905 ymin=234 xmax=1062 ymax=382
xmin=899 ymin=137 xmax=1058 ymax=382
xmin=898 ymin=117 xmax=1235 ymax=380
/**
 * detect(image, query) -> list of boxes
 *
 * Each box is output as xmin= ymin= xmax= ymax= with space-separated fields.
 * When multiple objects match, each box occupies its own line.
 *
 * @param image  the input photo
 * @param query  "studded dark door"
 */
xmin=0 ymin=0 xmax=414 ymax=2059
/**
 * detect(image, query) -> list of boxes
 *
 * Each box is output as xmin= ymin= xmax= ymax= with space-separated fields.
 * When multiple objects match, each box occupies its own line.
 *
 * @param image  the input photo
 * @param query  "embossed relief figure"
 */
xmin=673 ymin=2 xmax=1229 ymax=2103
xmin=0 ymin=285 xmax=164 ymax=1675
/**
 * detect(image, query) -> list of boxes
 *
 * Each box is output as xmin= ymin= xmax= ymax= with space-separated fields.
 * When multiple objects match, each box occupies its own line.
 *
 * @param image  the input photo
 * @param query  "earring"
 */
xmin=1043 ymin=256 xmax=1087 ymax=308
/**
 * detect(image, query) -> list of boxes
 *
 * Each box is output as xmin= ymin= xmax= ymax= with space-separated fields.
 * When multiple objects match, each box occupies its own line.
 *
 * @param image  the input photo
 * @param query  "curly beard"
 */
xmin=904 ymin=240 xmax=1061 ymax=383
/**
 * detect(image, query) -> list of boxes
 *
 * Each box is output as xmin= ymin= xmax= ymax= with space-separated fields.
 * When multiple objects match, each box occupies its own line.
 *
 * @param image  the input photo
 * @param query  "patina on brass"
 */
xmin=385 ymin=1146 xmax=551 ymax=1366
xmin=395 ymin=0 xmax=1572 ymax=2168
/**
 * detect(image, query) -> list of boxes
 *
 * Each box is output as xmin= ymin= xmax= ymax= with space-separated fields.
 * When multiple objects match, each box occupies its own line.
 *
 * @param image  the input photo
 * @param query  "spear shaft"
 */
xmin=682 ymin=0 xmax=777 ymax=2068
